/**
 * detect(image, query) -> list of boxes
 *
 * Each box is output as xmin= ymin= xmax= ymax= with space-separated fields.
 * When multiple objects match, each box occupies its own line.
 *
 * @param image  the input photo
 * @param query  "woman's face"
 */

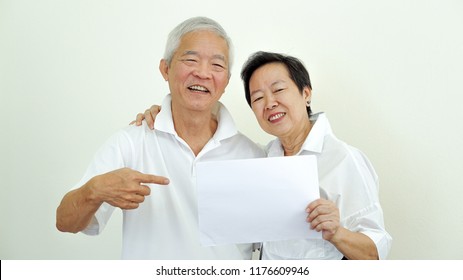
xmin=249 ymin=62 xmax=311 ymax=138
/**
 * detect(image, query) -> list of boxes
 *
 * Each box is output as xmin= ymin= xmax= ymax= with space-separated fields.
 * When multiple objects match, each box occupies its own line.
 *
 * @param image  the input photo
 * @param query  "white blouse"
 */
xmin=263 ymin=113 xmax=392 ymax=259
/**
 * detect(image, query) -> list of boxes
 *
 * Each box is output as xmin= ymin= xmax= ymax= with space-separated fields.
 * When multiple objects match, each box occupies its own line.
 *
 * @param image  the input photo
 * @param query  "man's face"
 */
xmin=160 ymin=30 xmax=230 ymax=113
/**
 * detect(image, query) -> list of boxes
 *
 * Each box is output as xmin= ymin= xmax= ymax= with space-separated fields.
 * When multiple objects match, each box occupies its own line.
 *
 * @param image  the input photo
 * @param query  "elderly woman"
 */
xmin=134 ymin=51 xmax=392 ymax=260
xmin=240 ymin=51 xmax=391 ymax=260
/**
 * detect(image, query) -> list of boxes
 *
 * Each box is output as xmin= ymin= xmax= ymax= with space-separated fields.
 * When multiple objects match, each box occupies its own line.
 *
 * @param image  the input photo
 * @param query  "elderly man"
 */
xmin=56 ymin=17 xmax=265 ymax=259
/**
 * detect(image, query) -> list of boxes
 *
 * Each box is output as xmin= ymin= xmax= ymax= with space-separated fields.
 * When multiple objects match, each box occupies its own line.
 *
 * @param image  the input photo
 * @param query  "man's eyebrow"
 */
xmin=181 ymin=50 xmax=199 ymax=56
xmin=181 ymin=51 xmax=226 ymax=62
xmin=212 ymin=54 xmax=226 ymax=62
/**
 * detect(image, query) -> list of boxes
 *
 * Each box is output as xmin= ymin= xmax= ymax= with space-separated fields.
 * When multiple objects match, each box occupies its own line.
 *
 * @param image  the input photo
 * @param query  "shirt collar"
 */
xmin=155 ymin=94 xmax=238 ymax=141
xmin=266 ymin=112 xmax=331 ymax=156
xmin=214 ymin=101 xmax=239 ymax=141
xmin=301 ymin=112 xmax=331 ymax=153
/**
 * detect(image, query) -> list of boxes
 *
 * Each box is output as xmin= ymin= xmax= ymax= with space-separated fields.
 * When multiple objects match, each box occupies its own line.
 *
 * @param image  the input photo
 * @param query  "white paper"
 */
xmin=196 ymin=155 xmax=322 ymax=246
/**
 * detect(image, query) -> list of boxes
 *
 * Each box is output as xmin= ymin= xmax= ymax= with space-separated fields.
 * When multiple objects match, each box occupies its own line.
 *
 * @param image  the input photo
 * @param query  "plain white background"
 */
xmin=1 ymin=0 xmax=462 ymax=259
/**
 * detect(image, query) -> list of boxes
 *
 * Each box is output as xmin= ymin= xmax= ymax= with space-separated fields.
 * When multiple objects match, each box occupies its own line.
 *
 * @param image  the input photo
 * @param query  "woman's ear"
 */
xmin=303 ymin=87 xmax=312 ymax=103
xmin=159 ymin=59 xmax=169 ymax=81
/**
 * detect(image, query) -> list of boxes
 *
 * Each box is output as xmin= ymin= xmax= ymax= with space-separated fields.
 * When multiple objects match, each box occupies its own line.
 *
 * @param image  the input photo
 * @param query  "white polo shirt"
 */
xmin=262 ymin=113 xmax=392 ymax=260
xmin=77 ymin=94 xmax=266 ymax=259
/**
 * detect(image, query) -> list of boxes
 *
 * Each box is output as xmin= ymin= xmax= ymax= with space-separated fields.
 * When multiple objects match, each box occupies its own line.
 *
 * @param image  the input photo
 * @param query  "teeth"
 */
xmin=269 ymin=113 xmax=286 ymax=121
xmin=189 ymin=85 xmax=208 ymax=92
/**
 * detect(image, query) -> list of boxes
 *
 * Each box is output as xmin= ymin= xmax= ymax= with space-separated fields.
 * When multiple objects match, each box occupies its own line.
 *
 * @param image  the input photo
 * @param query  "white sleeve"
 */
xmin=344 ymin=202 xmax=392 ymax=259
xmin=72 ymin=129 xmax=133 ymax=235
xmin=345 ymin=147 xmax=393 ymax=259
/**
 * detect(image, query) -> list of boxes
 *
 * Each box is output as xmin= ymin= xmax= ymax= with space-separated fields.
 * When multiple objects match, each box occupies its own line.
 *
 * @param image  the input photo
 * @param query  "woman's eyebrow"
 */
xmin=250 ymin=79 xmax=286 ymax=96
xmin=250 ymin=88 xmax=262 ymax=96
xmin=271 ymin=80 xmax=286 ymax=87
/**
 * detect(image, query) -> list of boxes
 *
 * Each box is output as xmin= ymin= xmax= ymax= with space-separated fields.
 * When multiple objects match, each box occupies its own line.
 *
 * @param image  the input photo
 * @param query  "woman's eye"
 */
xmin=252 ymin=96 xmax=263 ymax=103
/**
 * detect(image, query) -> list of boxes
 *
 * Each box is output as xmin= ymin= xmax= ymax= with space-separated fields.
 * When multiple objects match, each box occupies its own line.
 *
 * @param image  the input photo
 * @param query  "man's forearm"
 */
xmin=56 ymin=178 xmax=102 ymax=233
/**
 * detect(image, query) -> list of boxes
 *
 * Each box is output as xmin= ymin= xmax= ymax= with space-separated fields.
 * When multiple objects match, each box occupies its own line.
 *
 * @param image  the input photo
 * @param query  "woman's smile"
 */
xmin=268 ymin=112 xmax=286 ymax=122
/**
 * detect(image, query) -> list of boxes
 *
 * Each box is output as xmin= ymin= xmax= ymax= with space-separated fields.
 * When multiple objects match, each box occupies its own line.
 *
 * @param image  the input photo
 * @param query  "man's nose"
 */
xmin=193 ymin=63 xmax=212 ymax=79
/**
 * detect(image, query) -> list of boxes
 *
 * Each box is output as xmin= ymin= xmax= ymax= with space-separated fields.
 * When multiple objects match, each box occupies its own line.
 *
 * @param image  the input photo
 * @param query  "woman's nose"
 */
xmin=265 ymin=96 xmax=278 ymax=110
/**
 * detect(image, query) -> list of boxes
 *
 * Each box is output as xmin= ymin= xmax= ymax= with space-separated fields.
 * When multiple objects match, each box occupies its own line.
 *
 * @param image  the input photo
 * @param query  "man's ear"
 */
xmin=159 ymin=59 xmax=169 ymax=81
xmin=224 ymin=73 xmax=230 ymax=91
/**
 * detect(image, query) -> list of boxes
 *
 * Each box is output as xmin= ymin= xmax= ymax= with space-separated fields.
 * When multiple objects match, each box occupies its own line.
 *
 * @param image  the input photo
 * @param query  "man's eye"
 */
xmin=212 ymin=63 xmax=226 ymax=71
xmin=182 ymin=59 xmax=197 ymax=63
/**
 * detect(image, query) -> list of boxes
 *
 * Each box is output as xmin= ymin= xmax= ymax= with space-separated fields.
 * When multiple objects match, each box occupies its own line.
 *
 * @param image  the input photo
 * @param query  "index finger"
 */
xmin=135 ymin=113 xmax=144 ymax=126
xmin=145 ymin=109 xmax=155 ymax=130
xmin=137 ymin=173 xmax=170 ymax=185
xmin=306 ymin=198 xmax=323 ymax=213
